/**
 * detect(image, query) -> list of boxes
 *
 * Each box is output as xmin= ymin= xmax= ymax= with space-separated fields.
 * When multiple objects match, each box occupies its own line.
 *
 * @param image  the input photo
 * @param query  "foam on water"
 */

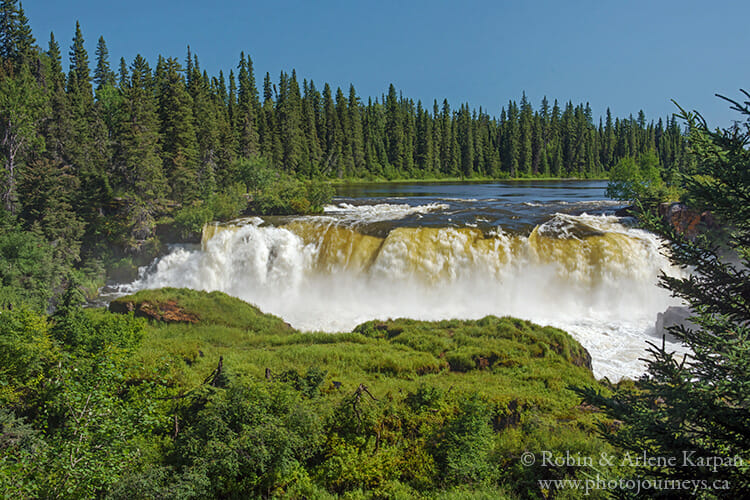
xmin=322 ymin=202 xmax=450 ymax=223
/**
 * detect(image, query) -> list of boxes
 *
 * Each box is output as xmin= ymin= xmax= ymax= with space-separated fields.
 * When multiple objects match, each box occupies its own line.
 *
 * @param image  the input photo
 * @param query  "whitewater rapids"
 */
xmin=120 ymin=203 xmax=688 ymax=380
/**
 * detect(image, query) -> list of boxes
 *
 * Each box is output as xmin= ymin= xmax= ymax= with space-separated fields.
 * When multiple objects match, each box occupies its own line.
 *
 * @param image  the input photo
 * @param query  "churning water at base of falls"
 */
xmin=114 ymin=181 xmax=689 ymax=381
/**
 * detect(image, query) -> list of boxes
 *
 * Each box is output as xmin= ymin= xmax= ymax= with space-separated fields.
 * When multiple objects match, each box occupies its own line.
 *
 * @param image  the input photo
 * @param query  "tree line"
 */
xmin=0 ymin=0 xmax=688 ymax=306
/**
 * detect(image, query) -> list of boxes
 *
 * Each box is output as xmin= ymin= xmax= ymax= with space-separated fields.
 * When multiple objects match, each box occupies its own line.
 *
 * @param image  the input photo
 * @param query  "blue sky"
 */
xmin=25 ymin=0 xmax=750 ymax=126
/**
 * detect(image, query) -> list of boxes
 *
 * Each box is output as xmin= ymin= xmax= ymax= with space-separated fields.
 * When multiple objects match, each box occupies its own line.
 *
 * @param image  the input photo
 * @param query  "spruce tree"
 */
xmin=277 ymin=70 xmax=304 ymax=173
xmin=258 ymin=71 xmax=274 ymax=159
xmin=113 ymin=54 xmax=167 ymax=201
xmin=16 ymin=32 xmax=84 ymax=265
xmin=93 ymin=36 xmax=114 ymax=90
xmin=580 ymin=94 xmax=750 ymax=496
xmin=0 ymin=0 xmax=18 ymax=61
xmin=431 ymin=99 xmax=442 ymax=173
xmin=402 ymin=97 xmax=416 ymax=175
xmin=347 ymin=84 xmax=365 ymax=177
xmin=604 ymin=107 xmax=615 ymax=167
xmin=519 ymin=92 xmax=533 ymax=176
xmin=117 ymin=56 xmax=127 ymax=87
xmin=505 ymin=100 xmax=520 ymax=177
xmin=191 ymin=66 xmax=219 ymax=198
xmin=440 ymin=99 xmax=452 ymax=175
xmin=335 ymin=86 xmax=353 ymax=176
xmin=322 ymin=82 xmax=340 ymax=176
xmin=0 ymin=0 xmax=33 ymax=67
xmin=236 ymin=52 xmax=259 ymax=158
xmin=457 ymin=103 xmax=474 ymax=178
xmin=385 ymin=83 xmax=403 ymax=172
xmin=415 ymin=100 xmax=434 ymax=175
xmin=66 ymin=21 xmax=111 ymax=232
xmin=300 ymin=79 xmax=322 ymax=177
xmin=158 ymin=57 xmax=200 ymax=203
xmin=0 ymin=60 xmax=44 ymax=214
xmin=68 ymin=21 xmax=91 ymax=96
xmin=42 ymin=32 xmax=73 ymax=164
xmin=13 ymin=2 xmax=32 ymax=63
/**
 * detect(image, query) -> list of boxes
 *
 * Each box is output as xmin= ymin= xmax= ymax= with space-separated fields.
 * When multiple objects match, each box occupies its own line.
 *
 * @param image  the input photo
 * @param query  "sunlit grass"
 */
xmin=105 ymin=288 xmax=615 ymax=497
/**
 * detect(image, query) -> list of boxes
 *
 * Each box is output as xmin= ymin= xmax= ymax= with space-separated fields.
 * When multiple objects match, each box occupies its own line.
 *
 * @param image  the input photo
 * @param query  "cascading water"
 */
xmin=118 ymin=193 xmax=688 ymax=381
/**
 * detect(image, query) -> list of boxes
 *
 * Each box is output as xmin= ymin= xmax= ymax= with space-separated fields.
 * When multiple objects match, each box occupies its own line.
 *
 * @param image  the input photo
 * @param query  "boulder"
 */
xmin=614 ymin=205 xmax=639 ymax=217
xmin=655 ymin=306 xmax=698 ymax=336
xmin=658 ymin=202 xmax=716 ymax=240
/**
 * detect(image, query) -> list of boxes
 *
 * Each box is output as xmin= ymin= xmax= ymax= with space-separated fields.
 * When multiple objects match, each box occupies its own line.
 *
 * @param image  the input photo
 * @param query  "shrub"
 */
xmin=606 ymin=151 xmax=678 ymax=204
xmin=0 ymin=214 xmax=57 ymax=311
xmin=172 ymin=202 xmax=213 ymax=239
xmin=432 ymin=394 xmax=497 ymax=486
xmin=208 ymin=182 xmax=247 ymax=221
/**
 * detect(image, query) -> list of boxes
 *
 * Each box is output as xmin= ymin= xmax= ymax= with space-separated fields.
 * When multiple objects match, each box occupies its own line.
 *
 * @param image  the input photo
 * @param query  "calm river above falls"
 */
xmin=116 ymin=180 xmax=688 ymax=380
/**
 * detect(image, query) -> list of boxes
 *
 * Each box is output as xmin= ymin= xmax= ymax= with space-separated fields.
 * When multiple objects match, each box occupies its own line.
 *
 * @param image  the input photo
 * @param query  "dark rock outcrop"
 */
xmin=659 ymin=202 xmax=717 ymax=240
xmin=614 ymin=205 xmax=639 ymax=217
xmin=570 ymin=348 xmax=593 ymax=371
xmin=656 ymin=306 xmax=698 ymax=336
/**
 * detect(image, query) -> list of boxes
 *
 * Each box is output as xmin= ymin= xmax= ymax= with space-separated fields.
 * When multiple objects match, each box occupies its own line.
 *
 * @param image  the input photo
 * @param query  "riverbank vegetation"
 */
xmin=1 ymin=287 xmax=618 ymax=498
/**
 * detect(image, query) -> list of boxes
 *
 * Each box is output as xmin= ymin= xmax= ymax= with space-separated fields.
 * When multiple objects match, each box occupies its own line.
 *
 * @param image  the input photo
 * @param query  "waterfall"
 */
xmin=123 ymin=207 xmax=687 ymax=380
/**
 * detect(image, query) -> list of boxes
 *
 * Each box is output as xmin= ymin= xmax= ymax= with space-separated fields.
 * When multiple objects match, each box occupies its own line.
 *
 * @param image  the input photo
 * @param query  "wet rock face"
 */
xmin=656 ymin=306 xmax=698 ymax=336
xmin=109 ymin=299 xmax=200 ymax=323
xmin=571 ymin=348 xmax=593 ymax=371
xmin=659 ymin=202 xmax=717 ymax=240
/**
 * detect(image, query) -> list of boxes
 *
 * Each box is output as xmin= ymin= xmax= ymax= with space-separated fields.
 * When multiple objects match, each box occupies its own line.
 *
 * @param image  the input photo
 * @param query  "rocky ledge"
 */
xmin=658 ymin=202 xmax=717 ymax=240
xmin=109 ymin=298 xmax=200 ymax=323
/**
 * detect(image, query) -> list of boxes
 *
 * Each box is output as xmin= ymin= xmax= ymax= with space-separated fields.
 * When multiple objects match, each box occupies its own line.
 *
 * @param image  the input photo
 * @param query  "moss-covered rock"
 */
xmin=109 ymin=287 xmax=292 ymax=332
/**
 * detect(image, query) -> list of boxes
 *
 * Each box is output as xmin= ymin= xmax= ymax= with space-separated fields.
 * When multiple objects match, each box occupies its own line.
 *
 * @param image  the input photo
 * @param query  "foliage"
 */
xmin=433 ymin=394 xmax=497 ymax=485
xmin=0 ymin=60 xmax=46 ymax=214
xmin=51 ymin=306 xmax=145 ymax=355
xmin=0 ymin=307 xmax=57 ymax=405
xmin=605 ymin=151 xmax=678 ymax=204
xmin=1 ymin=287 xmax=615 ymax=497
xmin=171 ymin=184 xmax=249 ymax=239
xmin=236 ymin=155 xmax=275 ymax=192
xmin=237 ymin=155 xmax=334 ymax=215
xmin=172 ymin=201 xmax=213 ymax=239
xmin=0 ymin=304 xmax=161 ymax=499
xmin=580 ymin=93 xmax=750 ymax=497
xmin=208 ymin=182 xmax=247 ymax=221
xmin=0 ymin=211 xmax=57 ymax=311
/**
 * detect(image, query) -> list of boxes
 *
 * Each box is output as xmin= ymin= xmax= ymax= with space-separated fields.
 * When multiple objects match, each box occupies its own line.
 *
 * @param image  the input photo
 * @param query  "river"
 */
xmin=115 ymin=180 xmax=688 ymax=380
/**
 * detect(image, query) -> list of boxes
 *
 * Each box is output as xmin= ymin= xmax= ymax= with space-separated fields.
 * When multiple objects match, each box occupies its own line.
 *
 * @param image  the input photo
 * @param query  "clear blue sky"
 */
xmin=25 ymin=0 xmax=750 ymax=127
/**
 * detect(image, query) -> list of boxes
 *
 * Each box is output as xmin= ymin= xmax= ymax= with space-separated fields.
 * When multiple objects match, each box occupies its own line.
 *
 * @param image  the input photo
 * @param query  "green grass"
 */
xmin=110 ymin=287 xmax=293 ymax=332
xmin=117 ymin=288 xmax=604 ymax=426
xmin=104 ymin=288 xmax=615 ymax=498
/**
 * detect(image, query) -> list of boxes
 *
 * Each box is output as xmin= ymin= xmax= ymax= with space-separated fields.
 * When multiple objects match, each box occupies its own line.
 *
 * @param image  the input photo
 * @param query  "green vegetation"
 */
xmin=1 ymin=288 xmax=617 ymax=498
xmin=605 ymin=150 xmax=680 ymax=204
xmin=583 ymin=94 xmax=750 ymax=496
xmin=236 ymin=156 xmax=335 ymax=215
